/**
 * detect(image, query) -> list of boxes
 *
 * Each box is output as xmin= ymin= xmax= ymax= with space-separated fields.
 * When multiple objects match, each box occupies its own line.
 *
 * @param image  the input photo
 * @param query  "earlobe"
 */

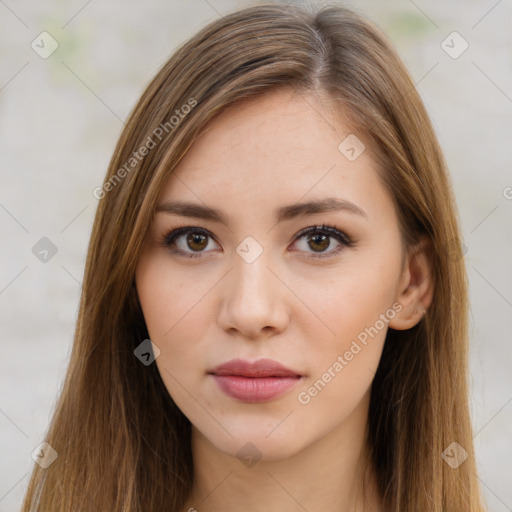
xmin=389 ymin=237 xmax=434 ymax=330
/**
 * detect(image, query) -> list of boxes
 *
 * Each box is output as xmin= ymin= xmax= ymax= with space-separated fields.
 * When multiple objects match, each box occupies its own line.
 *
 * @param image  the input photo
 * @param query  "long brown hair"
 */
xmin=21 ymin=3 xmax=486 ymax=511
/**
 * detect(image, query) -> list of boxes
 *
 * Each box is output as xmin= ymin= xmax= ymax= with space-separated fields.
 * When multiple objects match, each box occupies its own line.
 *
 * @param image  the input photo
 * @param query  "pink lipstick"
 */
xmin=208 ymin=358 xmax=303 ymax=403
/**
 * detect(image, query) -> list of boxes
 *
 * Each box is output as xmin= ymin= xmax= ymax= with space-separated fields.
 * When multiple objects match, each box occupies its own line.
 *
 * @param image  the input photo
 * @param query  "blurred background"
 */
xmin=0 ymin=0 xmax=510 ymax=510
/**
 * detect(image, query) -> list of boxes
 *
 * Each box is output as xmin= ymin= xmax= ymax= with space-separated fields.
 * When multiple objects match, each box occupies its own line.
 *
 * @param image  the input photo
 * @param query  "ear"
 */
xmin=389 ymin=236 xmax=435 ymax=330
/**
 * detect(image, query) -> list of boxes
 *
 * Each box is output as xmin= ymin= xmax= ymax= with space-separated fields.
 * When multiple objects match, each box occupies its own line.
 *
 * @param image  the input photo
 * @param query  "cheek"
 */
xmin=293 ymin=282 xmax=392 ymax=425
xmin=295 ymin=262 xmax=398 ymax=352
xmin=291 ymin=253 xmax=400 ymax=398
xmin=136 ymin=253 xmax=206 ymax=341
xmin=135 ymin=254 xmax=213 ymax=391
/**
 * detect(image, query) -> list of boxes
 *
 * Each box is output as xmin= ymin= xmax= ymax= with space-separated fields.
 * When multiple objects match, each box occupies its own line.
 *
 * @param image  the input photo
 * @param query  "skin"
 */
xmin=135 ymin=87 xmax=434 ymax=512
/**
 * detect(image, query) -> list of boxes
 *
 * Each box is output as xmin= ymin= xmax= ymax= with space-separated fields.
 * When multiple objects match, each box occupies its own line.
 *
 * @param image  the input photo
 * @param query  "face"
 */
xmin=135 ymin=87 xmax=408 ymax=461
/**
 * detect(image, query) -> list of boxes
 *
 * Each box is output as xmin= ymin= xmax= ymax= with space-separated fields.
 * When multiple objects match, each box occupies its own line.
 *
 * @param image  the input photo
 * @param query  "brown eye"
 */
xmin=186 ymin=232 xmax=208 ymax=251
xmin=163 ymin=227 xmax=219 ymax=258
xmin=292 ymin=224 xmax=353 ymax=259
xmin=307 ymin=232 xmax=331 ymax=252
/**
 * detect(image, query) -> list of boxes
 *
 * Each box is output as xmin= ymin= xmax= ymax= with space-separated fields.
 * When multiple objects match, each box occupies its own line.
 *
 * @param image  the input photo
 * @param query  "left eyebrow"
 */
xmin=156 ymin=197 xmax=368 ymax=226
xmin=276 ymin=197 xmax=368 ymax=222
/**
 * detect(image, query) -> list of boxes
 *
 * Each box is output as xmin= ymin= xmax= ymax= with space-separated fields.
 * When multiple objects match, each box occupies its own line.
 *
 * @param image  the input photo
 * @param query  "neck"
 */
xmin=182 ymin=391 xmax=383 ymax=512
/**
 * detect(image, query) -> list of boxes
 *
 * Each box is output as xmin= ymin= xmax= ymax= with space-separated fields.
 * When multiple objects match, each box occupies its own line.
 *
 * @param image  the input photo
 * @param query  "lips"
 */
xmin=208 ymin=358 xmax=303 ymax=403
xmin=209 ymin=358 xmax=302 ymax=378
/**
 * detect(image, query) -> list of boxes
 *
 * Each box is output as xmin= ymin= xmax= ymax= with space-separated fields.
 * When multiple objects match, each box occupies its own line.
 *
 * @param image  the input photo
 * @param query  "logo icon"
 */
xmin=236 ymin=236 xmax=263 ymax=264
xmin=441 ymin=32 xmax=469 ymax=59
xmin=134 ymin=339 xmax=161 ymax=365
xmin=237 ymin=442 xmax=262 ymax=468
xmin=31 ymin=441 xmax=58 ymax=468
xmin=31 ymin=32 xmax=59 ymax=59
xmin=338 ymin=134 xmax=366 ymax=161
xmin=32 ymin=237 xmax=58 ymax=263
xmin=441 ymin=441 xmax=468 ymax=468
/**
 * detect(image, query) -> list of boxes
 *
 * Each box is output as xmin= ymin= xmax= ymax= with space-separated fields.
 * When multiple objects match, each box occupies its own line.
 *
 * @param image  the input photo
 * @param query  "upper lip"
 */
xmin=209 ymin=358 xmax=302 ymax=378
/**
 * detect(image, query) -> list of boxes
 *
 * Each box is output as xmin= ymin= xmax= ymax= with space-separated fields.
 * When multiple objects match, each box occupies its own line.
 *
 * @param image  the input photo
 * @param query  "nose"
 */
xmin=217 ymin=248 xmax=290 ymax=340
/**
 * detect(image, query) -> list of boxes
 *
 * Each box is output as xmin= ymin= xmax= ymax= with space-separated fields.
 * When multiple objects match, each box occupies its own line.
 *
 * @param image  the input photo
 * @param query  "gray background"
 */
xmin=0 ymin=0 xmax=511 ymax=510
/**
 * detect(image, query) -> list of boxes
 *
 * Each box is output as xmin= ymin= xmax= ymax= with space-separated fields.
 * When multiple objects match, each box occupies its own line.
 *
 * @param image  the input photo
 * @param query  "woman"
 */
xmin=21 ymin=3 xmax=486 ymax=511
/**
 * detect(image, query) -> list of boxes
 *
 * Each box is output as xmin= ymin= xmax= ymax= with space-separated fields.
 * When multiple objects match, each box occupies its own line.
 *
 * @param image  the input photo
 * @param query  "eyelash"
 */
xmin=158 ymin=223 xmax=354 ymax=260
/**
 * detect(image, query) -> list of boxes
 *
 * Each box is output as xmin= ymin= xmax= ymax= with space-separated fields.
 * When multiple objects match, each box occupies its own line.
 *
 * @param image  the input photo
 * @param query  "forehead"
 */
xmin=158 ymin=87 xmax=393 ymax=225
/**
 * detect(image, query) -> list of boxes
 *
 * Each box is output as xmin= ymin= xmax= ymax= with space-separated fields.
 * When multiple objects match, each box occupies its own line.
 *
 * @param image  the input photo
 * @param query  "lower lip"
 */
xmin=211 ymin=375 xmax=301 ymax=403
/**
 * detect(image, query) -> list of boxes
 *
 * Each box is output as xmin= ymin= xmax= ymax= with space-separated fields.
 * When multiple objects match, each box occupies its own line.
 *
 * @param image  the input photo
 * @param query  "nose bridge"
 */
xmin=232 ymin=236 xmax=274 ymax=303
xmin=218 ymin=237 xmax=288 ymax=336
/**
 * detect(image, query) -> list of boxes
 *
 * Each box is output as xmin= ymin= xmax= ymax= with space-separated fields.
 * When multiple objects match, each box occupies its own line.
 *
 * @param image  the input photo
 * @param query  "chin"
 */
xmin=195 ymin=416 xmax=312 ymax=464
xmin=222 ymin=435 xmax=303 ymax=463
